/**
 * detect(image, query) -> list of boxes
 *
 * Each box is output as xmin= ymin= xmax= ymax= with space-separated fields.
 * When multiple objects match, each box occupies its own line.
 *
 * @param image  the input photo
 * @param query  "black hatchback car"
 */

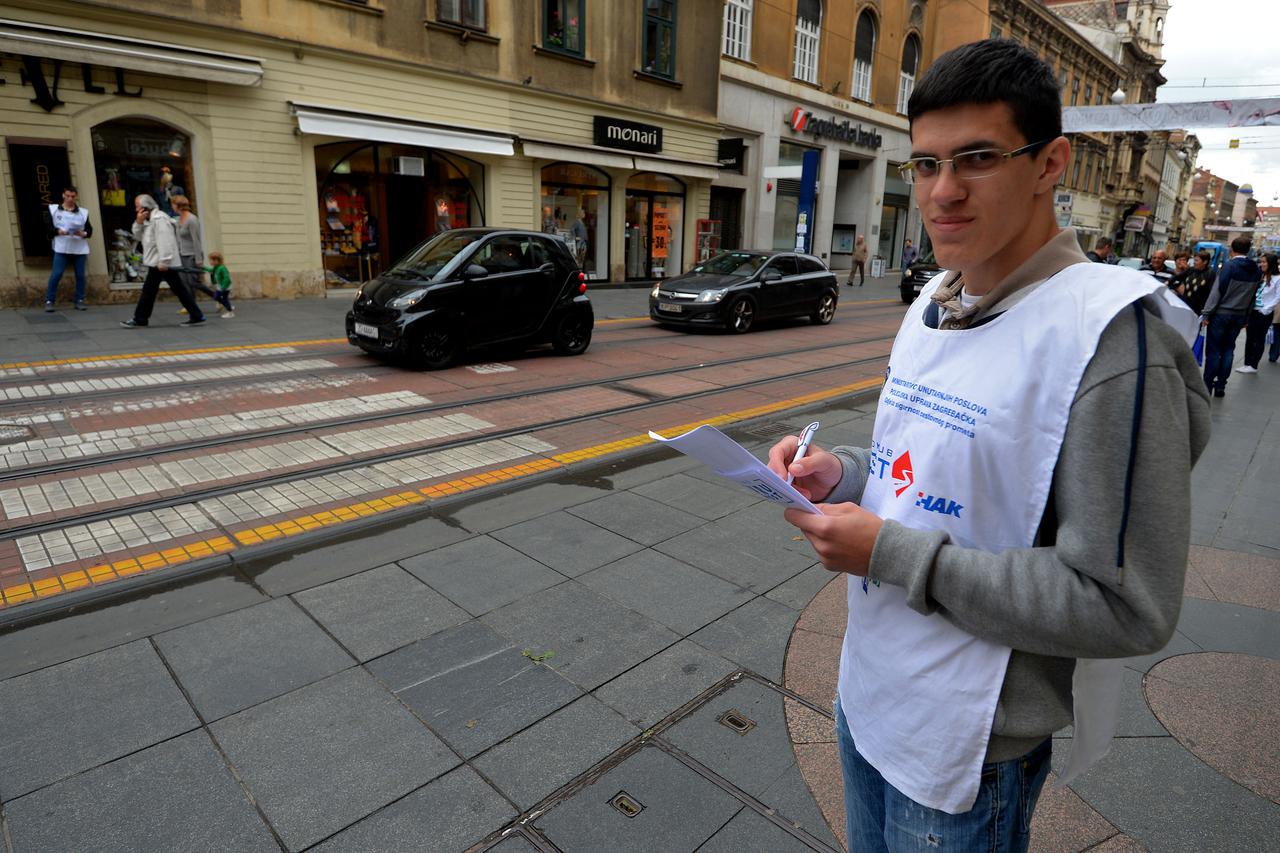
xmin=346 ymin=228 xmax=593 ymax=369
xmin=900 ymin=251 xmax=941 ymax=303
xmin=649 ymin=250 xmax=839 ymax=333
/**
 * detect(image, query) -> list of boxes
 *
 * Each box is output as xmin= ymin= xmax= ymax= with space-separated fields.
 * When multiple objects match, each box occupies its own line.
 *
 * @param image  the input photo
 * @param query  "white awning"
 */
xmin=0 ymin=18 xmax=263 ymax=86
xmin=292 ymin=104 xmax=514 ymax=157
xmin=633 ymin=155 xmax=721 ymax=181
xmin=521 ymin=140 xmax=634 ymax=170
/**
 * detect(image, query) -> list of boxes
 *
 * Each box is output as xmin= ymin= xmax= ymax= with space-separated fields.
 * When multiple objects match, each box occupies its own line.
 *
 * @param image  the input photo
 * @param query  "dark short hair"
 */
xmin=64 ymin=185 xmax=78 ymax=194
xmin=907 ymin=39 xmax=1062 ymax=145
xmin=1175 ymin=251 xmax=1189 ymax=261
xmin=1196 ymin=251 xmax=1211 ymax=263
xmin=1095 ymin=237 xmax=1113 ymax=250
xmin=1231 ymin=236 xmax=1252 ymax=254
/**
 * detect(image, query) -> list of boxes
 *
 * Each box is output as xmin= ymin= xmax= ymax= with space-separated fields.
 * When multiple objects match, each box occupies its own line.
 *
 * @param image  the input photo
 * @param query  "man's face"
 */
xmin=62 ymin=190 xmax=77 ymax=207
xmin=910 ymin=103 xmax=1056 ymax=277
xmin=1151 ymin=251 xmax=1167 ymax=268
xmin=1097 ymin=244 xmax=1111 ymax=258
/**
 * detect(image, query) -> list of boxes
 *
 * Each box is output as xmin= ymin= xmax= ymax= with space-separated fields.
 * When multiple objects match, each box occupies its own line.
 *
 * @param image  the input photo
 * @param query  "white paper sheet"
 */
xmin=648 ymin=425 xmax=824 ymax=514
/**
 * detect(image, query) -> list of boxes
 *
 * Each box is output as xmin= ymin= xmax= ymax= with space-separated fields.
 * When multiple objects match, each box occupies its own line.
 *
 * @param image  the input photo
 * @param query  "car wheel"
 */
xmin=901 ymin=290 xmax=913 ymax=304
xmin=552 ymin=312 xmax=592 ymax=355
xmin=727 ymin=296 xmax=755 ymax=333
xmin=811 ymin=291 xmax=837 ymax=325
xmin=414 ymin=325 xmax=460 ymax=370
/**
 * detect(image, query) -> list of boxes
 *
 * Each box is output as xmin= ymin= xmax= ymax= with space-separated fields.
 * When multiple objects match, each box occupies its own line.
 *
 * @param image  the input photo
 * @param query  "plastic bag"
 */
xmin=1191 ymin=330 xmax=1205 ymax=366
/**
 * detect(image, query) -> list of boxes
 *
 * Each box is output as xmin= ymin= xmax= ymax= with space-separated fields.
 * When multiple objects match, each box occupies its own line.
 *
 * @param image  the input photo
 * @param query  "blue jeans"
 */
xmin=836 ymin=699 xmax=1051 ymax=853
xmin=46 ymin=252 xmax=87 ymax=303
xmin=1202 ymin=313 xmax=1247 ymax=393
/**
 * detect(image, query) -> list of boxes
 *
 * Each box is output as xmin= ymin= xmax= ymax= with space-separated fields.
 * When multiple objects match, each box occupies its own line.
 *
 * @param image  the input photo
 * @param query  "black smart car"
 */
xmin=901 ymin=251 xmax=941 ymax=303
xmin=346 ymin=228 xmax=593 ymax=369
xmin=649 ymin=250 xmax=839 ymax=333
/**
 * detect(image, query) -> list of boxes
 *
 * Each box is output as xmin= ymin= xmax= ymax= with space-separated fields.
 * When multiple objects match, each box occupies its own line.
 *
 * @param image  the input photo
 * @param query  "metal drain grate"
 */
xmin=0 ymin=424 xmax=35 ymax=445
xmin=740 ymin=421 xmax=799 ymax=440
xmin=608 ymin=791 xmax=644 ymax=818
xmin=716 ymin=708 xmax=756 ymax=735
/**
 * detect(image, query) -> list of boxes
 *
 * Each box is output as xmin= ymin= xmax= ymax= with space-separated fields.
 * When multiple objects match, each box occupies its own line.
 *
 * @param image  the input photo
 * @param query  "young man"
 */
xmin=902 ymin=238 xmax=918 ymax=268
xmin=1085 ymin=236 xmax=1112 ymax=263
xmin=43 ymin=186 xmax=93 ymax=312
xmin=768 ymin=40 xmax=1209 ymax=852
xmin=1200 ymin=236 xmax=1261 ymax=394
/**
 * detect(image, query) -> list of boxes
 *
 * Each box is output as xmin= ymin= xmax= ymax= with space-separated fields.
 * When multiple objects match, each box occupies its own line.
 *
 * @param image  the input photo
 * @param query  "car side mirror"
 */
xmin=462 ymin=264 xmax=489 ymax=279
xmin=761 ymin=270 xmax=782 ymax=283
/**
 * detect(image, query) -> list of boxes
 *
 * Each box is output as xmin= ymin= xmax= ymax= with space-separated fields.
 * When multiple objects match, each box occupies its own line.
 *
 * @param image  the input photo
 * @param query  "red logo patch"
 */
xmin=892 ymin=451 xmax=914 ymax=498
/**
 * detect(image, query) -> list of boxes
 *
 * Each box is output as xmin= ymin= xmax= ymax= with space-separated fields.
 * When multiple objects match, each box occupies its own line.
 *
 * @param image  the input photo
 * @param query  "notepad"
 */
xmin=648 ymin=424 xmax=824 ymax=515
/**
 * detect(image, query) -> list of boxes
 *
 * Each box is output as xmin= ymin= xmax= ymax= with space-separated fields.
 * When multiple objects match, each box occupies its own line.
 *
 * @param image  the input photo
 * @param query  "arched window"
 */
xmin=723 ymin=0 xmax=753 ymax=61
xmin=793 ymin=0 xmax=822 ymax=84
xmin=897 ymin=34 xmax=920 ymax=115
xmin=852 ymin=10 xmax=877 ymax=102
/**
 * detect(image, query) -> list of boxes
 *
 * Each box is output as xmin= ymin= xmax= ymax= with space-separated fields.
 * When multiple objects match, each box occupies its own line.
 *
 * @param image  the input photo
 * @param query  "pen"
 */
xmin=786 ymin=421 xmax=820 ymax=485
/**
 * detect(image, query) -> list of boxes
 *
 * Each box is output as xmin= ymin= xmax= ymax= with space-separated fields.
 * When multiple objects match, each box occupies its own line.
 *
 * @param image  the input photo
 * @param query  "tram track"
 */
xmin=1 ymin=339 xmax=894 ymax=541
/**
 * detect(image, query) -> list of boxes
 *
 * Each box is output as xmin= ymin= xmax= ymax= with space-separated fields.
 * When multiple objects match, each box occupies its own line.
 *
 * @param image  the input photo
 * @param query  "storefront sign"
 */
xmin=652 ymin=208 xmax=670 ymax=258
xmin=785 ymin=107 xmax=882 ymax=150
xmin=7 ymin=142 xmax=71 ymax=258
xmin=717 ymin=138 xmax=745 ymax=172
xmin=1054 ymin=191 xmax=1074 ymax=228
xmin=1124 ymin=215 xmax=1149 ymax=232
xmin=593 ymin=116 xmax=663 ymax=154
xmin=4 ymin=56 xmax=142 ymax=113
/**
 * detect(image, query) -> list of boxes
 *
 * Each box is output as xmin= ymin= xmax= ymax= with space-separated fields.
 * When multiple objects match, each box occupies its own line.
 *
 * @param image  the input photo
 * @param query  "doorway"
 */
xmin=625 ymin=173 xmax=685 ymax=280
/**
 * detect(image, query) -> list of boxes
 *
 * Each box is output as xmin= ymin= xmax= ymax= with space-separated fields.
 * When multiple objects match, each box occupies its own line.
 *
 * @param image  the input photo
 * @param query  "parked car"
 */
xmin=346 ymin=228 xmax=593 ymax=369
xmin=900 ymin=251 xmax=941 ymax=303
xmin=649 ymin=250 xmax=838 ymax=333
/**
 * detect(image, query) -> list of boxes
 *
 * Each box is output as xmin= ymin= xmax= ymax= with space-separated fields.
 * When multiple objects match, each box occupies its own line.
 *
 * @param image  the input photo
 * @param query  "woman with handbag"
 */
xmin=172 ymin=195 xmax=230 ymax=313
xmin=1238 ymin=253 xmax=1279 ymax=373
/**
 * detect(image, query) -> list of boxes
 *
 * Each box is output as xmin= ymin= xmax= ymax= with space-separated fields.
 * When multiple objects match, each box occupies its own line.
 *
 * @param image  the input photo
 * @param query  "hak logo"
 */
xmin=891 ymin=451 xmax=914 ymax=497
xmin=914 ymin=491 xmax=963 ymax=518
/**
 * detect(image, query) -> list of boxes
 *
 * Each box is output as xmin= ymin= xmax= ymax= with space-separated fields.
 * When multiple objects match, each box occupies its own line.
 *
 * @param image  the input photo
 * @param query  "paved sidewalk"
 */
xmin=0 ymin=303 xmax=1272 ymax=851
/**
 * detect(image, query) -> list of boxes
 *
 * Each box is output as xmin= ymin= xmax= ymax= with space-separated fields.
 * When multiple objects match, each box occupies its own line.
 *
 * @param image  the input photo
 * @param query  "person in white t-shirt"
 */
xmin=43 ymin=186 xmax=93 ymax=312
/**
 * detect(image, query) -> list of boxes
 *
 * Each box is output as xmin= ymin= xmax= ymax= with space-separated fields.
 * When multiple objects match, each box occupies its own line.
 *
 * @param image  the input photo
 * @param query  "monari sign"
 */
xmin=593 ymin=116 xmax=663 ymax=154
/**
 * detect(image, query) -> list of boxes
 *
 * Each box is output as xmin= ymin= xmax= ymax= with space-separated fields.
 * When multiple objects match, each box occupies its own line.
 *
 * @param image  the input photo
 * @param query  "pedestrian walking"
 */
xmin=43 ymin=186 xmax=93 ymax=312
xmin=847 ymin=235 xmax=867 ymax=286
xmin=1238 ymin=253 xmax=1279 ymax=373
xmin=203 ymin=251 xmax=235 ymax=318
xmin=1201 ymin=236 xmax=1261 ymax=396
xmin=171 ymin=195 xmax=230 ymax=313
xmin=902 ymin=238 xmax=918 ymax=268
xmin=1085 ymin=236 xmax=1112 ymax=263
xmin=767 ymin=39 xmax=1208 ymax=853
xmin=120 ymin=194 xmax=205 ymax=327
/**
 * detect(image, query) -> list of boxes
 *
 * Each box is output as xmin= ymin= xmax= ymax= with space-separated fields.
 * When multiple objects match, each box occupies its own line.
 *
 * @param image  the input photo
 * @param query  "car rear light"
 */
xmin=578 ymin=272 xmax=587 ymax=294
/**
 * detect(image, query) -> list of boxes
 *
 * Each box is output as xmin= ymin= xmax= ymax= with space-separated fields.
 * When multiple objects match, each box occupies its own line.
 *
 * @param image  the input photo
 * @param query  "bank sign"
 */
xmin=593 ymin=116 xmax=663 ymax=154
xmin=785 ymin=107 xmax=883 ymax=150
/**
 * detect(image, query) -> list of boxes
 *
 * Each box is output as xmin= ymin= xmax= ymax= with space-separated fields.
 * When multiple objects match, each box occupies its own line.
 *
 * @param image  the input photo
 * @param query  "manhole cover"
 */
xmin=0 ymin=424 xmax=35 ymax=444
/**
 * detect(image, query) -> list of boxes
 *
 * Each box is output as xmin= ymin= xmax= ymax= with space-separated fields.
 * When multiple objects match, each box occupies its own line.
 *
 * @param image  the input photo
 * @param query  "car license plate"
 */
xmin=659 ymin=303 xmax=684 ymax=314
xmin=354 ymin=322 xmax=379 ymax=339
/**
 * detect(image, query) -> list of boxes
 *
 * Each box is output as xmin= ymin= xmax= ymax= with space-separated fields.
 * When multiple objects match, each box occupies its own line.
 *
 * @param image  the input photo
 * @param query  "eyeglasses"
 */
xmin=898 ymin=140 xmax=1052 ymax=185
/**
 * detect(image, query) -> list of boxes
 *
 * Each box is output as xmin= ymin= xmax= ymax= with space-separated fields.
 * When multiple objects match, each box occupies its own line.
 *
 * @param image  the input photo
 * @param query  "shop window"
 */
xmin=723 ymin=0 xmax=752 ymax=61
xmin=316 ymin=142 xmax=485 ymax=288
xmin=540 ymin=163 xmax=610 ymax=280
xmin=544 ymin=0 xmax=584 ymax=55
xmin=1070 ymin=76 xmax=1080 ymax=106
xmin=438 ymin=0 xmax=485 ymax=31
xmin=897 ymin=35 xmax=920 ymax=115
xmin=625 ymin=172 xmax=685 ymax=280
xmin=642 ymin=0 xmax=677 ymax=79
xmin=793 ymin=0 xmax=821 ymax=85
xmin=90 ymin=118 xmax=195 ymax=285
xmin=853 ymin=11 xmax=876 ymax=102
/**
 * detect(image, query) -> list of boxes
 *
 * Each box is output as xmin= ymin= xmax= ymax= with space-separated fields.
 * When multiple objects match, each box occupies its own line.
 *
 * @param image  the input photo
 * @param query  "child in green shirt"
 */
xmin=203 ymin=251 xmax=234 ymax=318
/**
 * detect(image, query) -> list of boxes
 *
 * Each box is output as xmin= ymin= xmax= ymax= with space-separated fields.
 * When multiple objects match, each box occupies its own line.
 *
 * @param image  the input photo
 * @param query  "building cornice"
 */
xmin=719 ymin=59 xmax=909 ymax=132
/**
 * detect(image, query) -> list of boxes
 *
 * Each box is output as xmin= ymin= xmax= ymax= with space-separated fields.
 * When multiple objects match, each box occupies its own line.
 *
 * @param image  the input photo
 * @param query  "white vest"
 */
xmin=838 ymin=262 xmax=1197 ymax=814
xmin=49 ymin=205 xmax=90 ymax=255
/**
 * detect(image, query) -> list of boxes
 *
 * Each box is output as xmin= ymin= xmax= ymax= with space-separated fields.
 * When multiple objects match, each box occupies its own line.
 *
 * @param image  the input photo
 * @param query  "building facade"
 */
xmin=1 ymin=0 xmax=724 ymax=306
xmin=711 ymin=0 xmax=986 ymax=275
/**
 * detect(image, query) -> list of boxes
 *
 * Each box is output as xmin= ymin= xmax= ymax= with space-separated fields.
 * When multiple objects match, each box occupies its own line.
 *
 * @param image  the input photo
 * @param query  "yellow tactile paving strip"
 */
xmin=0 ymin=376 xmax=883 ymax=610
xmin=0 ymin=339 xmax=346 ymax=371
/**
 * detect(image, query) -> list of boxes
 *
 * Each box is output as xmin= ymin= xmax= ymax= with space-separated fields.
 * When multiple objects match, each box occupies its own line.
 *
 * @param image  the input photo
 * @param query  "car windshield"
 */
xmin=1116 ymin=257 xmax=1143 ymax=269
xmin=388 ymin=232 xmax=484 ymax=281
xmin=691 ymin=252 xmax=768 ymax=277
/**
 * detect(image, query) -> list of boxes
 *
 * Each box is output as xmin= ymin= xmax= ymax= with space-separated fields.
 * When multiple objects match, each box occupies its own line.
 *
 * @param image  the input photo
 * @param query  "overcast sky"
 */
xmin=1158 ymin=0 xmax=1280 ymax=207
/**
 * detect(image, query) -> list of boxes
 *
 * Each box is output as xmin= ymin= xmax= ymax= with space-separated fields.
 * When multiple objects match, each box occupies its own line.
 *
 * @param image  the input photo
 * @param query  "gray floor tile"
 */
xmin=756 ymin=763 xmax=843 ymax=851
xmin=490 ymin=510 xmax=644 ymax=577
xmin=210 ymin=668 xmax=459 ymax=852
xmin=695 ymin=807 xmax=818 ymax=853
xmin=482 ymin=581 xmax=680 ymax=690
xmin=4 ymin=731 xmax=276 ymax=853
xmin=566 ymin=491 xmax=706 ymax=546
xmin=245 ymin=515 xmax=474 ymax=597
xmin=655 ymin=520 xmax=814 ymax=593
xmin=474 ymin=695 xmax=639 ymax=809
xmin=400 ymin=535 xmax=567 ymax=616
xmin=311 ymin=766 xmax=515 ymax=853
xmin=0 ymin=640 xmax=198 ymax=800
xmin=577 ymin=550 xmax=754 ymax=635
xmin=445 ymin=481 xmax=610 ymax=533
xmin=663 ymin=680 xmax=795 ymax=800
xmin=594 ymin=639 xmax=739 ymax=729
xmin=1173 ymin=597 xmax=1280 ymax=659
xmin=765 ymin=563 xmax=837 ymax=611
xmin=535 ymin=745 xmax=744 ymax=853
xmin=367 ymin=621 xmax=582 ymax=758
xmin=487 ymin=836 xmax=540 ymax=852
xmin=632 ymin=472 xmax=762 ymax=520
xmin=154 ymin=597 xmax=354 ymax=722
xmin=1057 ymin=737 xmax=1280 ymax=852
xmin=689 ymin=597 xmax=800 ymax=681
xmin=292 ymin=564 xmax=470 ymax=661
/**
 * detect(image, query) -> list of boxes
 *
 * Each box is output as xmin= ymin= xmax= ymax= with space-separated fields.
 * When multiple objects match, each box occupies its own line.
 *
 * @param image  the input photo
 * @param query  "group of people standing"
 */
xmin=44 ymin=186 xmax=234 ymax=326
xmin=1198 ymin=238 xmax=1278 ymax=396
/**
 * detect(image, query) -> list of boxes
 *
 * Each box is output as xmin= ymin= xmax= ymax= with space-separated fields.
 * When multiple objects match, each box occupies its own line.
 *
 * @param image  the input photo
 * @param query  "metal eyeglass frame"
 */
xmin=898 ymin=139 xmax=1054 ymax=185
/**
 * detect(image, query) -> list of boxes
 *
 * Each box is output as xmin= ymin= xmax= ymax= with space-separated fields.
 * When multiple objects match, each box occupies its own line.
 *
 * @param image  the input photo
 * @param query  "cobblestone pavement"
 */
xmin=0 ymin=283 xmax=1273 ymax=851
